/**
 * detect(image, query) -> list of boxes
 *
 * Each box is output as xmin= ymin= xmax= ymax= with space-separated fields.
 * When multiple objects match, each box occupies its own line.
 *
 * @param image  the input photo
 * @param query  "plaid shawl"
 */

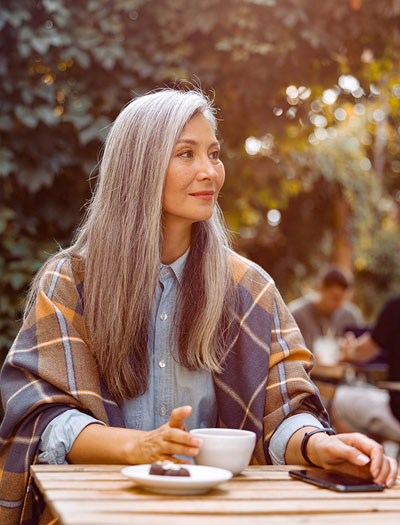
xmin=0 ymin=253 xmax=328 ymax=524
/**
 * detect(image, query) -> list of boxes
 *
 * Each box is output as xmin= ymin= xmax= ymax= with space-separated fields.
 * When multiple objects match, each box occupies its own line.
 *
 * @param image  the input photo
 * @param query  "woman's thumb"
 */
xmin=169 ymin=405 xmax=192 ymax=428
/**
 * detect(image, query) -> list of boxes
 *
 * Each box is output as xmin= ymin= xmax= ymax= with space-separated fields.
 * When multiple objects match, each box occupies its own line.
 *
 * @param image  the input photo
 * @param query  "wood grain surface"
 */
xmin=31 ymin=464 xmax=400 ymax=525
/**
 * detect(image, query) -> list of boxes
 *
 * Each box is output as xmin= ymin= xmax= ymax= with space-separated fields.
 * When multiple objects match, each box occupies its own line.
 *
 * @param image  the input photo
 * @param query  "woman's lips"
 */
xmin=189 ymin=191 xmax=215 ymax=201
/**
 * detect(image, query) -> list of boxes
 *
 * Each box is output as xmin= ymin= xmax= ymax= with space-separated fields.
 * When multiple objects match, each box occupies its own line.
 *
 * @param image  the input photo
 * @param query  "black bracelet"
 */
xmin=301 ymin=427 xmax=335 ymax=468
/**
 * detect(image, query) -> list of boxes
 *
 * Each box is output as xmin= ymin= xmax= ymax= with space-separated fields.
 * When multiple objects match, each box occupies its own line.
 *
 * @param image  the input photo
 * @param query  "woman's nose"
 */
xmin=196 ymin=156 xmax=217 ymax=180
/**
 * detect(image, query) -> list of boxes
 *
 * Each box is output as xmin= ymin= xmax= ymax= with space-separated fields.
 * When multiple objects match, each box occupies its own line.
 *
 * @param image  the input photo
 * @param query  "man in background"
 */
xmin=289 ymin=266 xmax=363 ymax=353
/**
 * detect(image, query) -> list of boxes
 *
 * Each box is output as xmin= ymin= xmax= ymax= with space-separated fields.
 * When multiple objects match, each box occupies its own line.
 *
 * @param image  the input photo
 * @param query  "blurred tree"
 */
xmin=1 ymin=0 xmax=400 ymax=364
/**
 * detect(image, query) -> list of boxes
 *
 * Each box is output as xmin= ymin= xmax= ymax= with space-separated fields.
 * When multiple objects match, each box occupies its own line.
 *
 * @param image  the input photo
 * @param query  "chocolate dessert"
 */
xmin=149 ymin=460 xmax=190 ymax=477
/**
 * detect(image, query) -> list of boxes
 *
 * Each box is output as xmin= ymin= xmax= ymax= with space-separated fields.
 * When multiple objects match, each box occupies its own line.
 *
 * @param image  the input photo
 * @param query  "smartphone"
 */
xmin=288 ymin=469 xmax=385 ymax=492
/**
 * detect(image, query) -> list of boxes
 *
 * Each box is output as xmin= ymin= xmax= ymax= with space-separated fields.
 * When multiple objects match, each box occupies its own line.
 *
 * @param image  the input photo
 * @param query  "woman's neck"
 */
xmin=161 ymin=219 xmax=192 ymax=265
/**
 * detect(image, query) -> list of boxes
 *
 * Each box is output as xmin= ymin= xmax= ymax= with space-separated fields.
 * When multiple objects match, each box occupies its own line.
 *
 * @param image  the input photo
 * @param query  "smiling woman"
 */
xmin=161 ymin=113 xmax=225 ymax=264
xmin=0 ymin=88 xmax=397 ymax=525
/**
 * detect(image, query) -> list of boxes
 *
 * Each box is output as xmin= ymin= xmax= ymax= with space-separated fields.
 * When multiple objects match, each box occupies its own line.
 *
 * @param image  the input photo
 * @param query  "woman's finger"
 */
xmin=162 ymin=440 xmax=200 ymax=457
xmin=157 ymin=454 xmax=192 ymax=464
xmin=337 ymin=433 xmax=384 ymax=477
xmin=374 ymin=456 xmax=391 ymax=486
xmin=169 ymin=406 xmax=192 ymax=429
xmin=327 ymin=437 xmax=370 ymax=467
xmin=385 ymin=456 xmax=399 ymax=487
xmin=165 ymin=427 xmax=202 ymax=448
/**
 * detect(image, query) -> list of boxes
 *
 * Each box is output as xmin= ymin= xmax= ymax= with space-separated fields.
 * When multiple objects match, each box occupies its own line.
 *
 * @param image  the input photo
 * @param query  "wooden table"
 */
xmin=311 ymin=362 xmax=388 ymax=400
xmin=31 ymin=464 xmax=400 ymax=525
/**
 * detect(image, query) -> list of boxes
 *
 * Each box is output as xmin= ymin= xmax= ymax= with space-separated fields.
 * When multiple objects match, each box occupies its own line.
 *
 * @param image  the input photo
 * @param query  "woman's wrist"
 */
xmin=301 ymin=427 xmax=336 ymax=467
xmin=305 ymin=431 xmax=330 ymax=467
xmin=284 ymin=426 xmax=322 ymax=465
xmin=120 ymin=429 xmax=146 ymax=464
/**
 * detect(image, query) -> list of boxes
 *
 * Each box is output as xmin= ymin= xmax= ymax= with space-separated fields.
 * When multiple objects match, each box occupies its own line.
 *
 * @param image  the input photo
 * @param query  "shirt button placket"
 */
xmin=157 ymin=269 xmax=172 ymax=425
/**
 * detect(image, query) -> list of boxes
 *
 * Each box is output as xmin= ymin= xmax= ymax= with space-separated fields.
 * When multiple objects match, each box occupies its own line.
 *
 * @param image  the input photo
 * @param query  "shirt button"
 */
xmin=159 ymin=406 xmax=167 ymax=417
xmin=160 ymin=312 xmax=168 ymax=321
xmin=159 ymin=360 xmax=166 ymax=368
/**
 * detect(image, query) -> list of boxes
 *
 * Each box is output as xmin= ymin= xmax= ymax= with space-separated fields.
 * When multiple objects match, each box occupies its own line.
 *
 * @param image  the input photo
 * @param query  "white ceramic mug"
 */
xmin=189 ymin=428 xmax=256 ymax=475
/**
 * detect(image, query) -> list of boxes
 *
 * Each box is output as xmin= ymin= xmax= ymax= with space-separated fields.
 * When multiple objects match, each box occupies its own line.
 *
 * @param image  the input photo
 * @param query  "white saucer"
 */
xmin=121 ymin=464 xmax=232 ymax=495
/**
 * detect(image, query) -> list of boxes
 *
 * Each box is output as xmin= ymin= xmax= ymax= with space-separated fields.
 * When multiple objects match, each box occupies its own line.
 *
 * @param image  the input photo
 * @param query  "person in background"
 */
xmin=289 ymin=266 xmax=363 ymax=354
xmin=334 ymin=296 xmax=400 ymax=442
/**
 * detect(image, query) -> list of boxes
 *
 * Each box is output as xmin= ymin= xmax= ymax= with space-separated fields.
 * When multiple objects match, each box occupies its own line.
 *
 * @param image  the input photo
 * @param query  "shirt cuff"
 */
xmin=37 ymin=409 xmax=105 ymax=465
xmin=268 ymin=413 xmax=323 ymax=465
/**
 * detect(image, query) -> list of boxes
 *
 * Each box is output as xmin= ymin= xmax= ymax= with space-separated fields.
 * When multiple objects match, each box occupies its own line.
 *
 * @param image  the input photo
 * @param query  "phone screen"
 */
xmin=289 ymin=469 xmax=386 ymax=492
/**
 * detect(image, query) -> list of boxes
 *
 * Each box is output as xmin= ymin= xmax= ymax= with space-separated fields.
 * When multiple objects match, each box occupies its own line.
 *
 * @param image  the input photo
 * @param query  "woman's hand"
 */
xmin=67 ymin=405 xmax=201 ymax=465
xmin=126 ymin=405 xmax=202 ymax=465
xmin=307 ymin=431 xmax=398 ymax=487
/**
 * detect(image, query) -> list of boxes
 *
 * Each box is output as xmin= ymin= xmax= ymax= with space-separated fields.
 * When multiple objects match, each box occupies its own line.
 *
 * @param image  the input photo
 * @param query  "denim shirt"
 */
xmin=38 ymin=250 xmax=322 ymax=465
xmin=120 ymin=250 xmax=218 ymax=432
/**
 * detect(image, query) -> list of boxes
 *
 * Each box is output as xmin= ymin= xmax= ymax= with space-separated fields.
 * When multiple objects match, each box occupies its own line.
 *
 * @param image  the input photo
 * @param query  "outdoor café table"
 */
xmin=311 ymin=362 xmax=388 ymax=401
xmin=30 ymin=464 xmax=400 ymax=525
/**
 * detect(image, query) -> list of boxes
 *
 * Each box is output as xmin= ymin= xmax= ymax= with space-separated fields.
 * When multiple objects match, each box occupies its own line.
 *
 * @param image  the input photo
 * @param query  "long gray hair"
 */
xmin=26 ymin=88 xmax=236 ymax=402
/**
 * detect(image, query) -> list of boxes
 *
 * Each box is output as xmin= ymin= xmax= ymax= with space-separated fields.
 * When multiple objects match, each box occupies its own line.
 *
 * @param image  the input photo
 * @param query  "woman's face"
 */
xmin=162 ymin=113 xmax=225 ymax=228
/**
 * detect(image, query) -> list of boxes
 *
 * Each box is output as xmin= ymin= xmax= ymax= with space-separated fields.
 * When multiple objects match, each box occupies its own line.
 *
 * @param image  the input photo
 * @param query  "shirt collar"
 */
xmin=160 ymin=248 xmax=189 ymax=284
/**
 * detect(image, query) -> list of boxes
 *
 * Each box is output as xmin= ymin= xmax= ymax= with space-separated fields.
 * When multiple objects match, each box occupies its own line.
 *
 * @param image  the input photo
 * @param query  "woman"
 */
xmin=0 ymin=89 xmax=397 ymax=524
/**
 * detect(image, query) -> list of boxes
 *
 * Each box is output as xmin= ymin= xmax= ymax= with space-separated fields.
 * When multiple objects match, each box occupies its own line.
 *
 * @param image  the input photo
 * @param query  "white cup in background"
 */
xmin=313 ymin=335 xmax=339 ymax=366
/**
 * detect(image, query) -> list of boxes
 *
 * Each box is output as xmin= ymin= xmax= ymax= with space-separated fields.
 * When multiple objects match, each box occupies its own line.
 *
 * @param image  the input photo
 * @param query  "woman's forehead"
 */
xmin=177 ymin=113 xmax=218 ymax=142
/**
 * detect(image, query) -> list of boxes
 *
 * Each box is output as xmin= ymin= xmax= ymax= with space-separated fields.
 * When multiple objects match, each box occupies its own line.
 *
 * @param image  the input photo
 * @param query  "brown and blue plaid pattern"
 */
xmin=0 ymin=253 xmax=328 ymax=524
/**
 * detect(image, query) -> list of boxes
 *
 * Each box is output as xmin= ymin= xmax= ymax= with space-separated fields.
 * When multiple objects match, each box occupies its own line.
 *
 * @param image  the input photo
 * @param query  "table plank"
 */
xmin=50 ymin=497 xmax=400 ymax=514
xmin=311 ymin=364 xmax=347 ymax=380
xmin=377 ymin=381 xmax=400 ymax=392
xmin=42 ymin=486 xmax=400 ymax=500
xmin=36 ymin=479 xmax=318 ymax=491
xmin=55 ymin=513 xmax=400 ymax=525
xmin=31 ymin=464 xmax=301 ymax=473
xmin=32 ymin=464 xmax=125 ymax=472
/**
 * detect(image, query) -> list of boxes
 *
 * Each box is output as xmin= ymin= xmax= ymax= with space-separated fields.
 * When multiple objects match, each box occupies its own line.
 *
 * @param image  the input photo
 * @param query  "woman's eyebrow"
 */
xmin=176 ymin=139 xmax=221 ymax=147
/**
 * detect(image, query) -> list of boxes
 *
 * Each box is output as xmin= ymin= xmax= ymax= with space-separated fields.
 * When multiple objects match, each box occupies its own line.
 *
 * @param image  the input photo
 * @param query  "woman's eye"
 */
xmin=179 ymin=150 xmax=193 ymax=159
xmin=211 ymin=150 xmax=220 ymax=160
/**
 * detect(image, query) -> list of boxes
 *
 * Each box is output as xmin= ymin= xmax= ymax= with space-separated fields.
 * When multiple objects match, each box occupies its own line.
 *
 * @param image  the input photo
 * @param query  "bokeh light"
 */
xmin=352 ymin=87 xmax=364 ymax=98
xmin=392 ymin=84 xmax=400 ymax=98
xmin=392 ymin=160 xmax=400 ymax=173
xmin=312 ymin=115 xmax=328 ymax=128
xmin=245 ymin=137 xmax=261 ymax=155
xmin=372 ymin=109 xmax=385 ymax=123
xmin=286 ymin=85 xmax=298 ymax=98
xmin=267 ymin=209 xmax=281 ymax=227
xmin=334 ymin=108 xmax=347 ymax=121
xmin=298 ymin=86 xmax=311 ymax=100
xmin=327 ymin=127 xmax=337 ymax=139
xmin=322 ymin=89 xmax=338 ymax=105
xmin=360 ymin=157 xmax=372 ymax=171
xmin=338 ymin=74 xmax=359 ymax=93
xmin=370 ymin=84 xmax=381 ymax=95
xmin=354 ymin=103 xmax=365 ymax=115
xmin=315 ymin=128 xmax=328 ymax=140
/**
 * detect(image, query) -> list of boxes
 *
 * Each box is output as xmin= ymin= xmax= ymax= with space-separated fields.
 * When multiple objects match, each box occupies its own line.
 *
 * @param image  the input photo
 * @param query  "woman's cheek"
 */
xmin=217 ymin=166 xmax=225 ymax=190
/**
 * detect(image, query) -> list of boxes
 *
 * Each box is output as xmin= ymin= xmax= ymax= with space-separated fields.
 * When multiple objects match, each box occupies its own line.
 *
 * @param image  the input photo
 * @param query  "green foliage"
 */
xmin=1 ymin=0 xmax=400 ymax=363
